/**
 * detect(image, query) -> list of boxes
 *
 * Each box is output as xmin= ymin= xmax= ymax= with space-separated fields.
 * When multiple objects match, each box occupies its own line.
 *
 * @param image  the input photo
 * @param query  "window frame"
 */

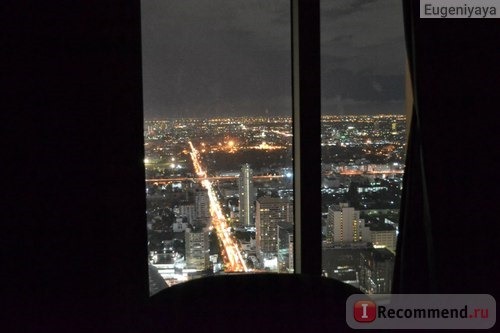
xmin=291 ymin=0 xmax=322 ymax=275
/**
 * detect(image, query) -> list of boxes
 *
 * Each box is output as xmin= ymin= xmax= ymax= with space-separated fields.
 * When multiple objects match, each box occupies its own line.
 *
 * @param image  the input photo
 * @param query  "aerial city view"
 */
xmin=145 ymin=114 xmax=406 ymax=293
xmin=142 ymin=0 xmax=406 ymax=295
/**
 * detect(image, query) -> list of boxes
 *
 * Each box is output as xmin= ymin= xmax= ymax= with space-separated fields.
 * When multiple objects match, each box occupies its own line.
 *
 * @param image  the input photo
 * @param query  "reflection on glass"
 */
xmin=320 ymin=0 xmax=407 ymax=294
xmin=141 ymin=1 xmax=292 ymax=294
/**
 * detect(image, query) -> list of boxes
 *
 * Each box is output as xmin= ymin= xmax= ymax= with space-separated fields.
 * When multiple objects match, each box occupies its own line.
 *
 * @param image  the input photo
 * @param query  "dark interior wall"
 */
xmin=395 ymin=1 xmax=500 ymax=296
xmin=407 ymin=2 xmax=500 ymax=296
xmin=4 ymin=1 xmax=147 ymax=332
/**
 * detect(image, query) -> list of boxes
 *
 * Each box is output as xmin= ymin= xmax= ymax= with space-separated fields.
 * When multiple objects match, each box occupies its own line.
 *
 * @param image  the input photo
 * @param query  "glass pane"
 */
xmin=321 ymin=0 xmax=407 ymax=294
xmin=142 ymin=1 xmax=293 ymax=295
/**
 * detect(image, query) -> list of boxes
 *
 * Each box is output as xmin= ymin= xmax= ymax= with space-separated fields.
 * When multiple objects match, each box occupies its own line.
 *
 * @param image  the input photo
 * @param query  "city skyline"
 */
xmin=141 ymin=0 xmax=405 ymax=120
xmin=145 ymin=114 xmax=405 ymax=290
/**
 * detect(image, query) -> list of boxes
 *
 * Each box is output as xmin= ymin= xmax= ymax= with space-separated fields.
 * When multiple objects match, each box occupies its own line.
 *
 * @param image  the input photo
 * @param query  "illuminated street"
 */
xmin=188 ymin=141 xmax=248 ymax=272
xmin=145 ymin=174 xmax=284 ymax=184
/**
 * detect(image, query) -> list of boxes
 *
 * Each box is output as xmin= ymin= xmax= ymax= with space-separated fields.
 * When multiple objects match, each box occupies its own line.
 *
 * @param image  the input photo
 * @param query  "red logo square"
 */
xmin=353 ymin=300 xmax=376 ymax=322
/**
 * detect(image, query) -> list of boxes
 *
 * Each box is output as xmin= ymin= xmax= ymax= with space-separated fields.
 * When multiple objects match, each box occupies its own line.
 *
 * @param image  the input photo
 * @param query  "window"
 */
xmin=141 ymin=0 xmax=293 ymax=294
xmin=320 ymin=0 xmax=407 ymax=294
xmin=142 ymin=0 xmax=408 ymax=296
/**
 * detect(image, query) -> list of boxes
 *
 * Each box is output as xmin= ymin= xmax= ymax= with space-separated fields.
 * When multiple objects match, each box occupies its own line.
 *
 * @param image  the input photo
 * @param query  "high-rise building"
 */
xmin=326 ymin=203 xmax=365 ymax=245
xmin=194 ymin=187 xmax=210 ymax=226
xmin=368 ymin=224 xmax=397 ymax=253
xmin=185 ymin=228 xmax=210 ymax=271
xmin=277 ymin=222 xmax=294 ymax=272
xmin=238 ymin=164 xmax=255 ymax=227
xmin=359 ymin=247 xmax=394 ymax=294
xmin=179 ymin=204 xmax=196 ymax=224
xmin=255 ymin=197 xmax=293 ymax=261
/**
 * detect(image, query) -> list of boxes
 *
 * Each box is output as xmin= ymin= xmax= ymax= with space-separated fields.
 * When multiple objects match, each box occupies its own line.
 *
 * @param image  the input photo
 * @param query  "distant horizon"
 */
xmin=143 ymin=113 xmax=406 ymax=122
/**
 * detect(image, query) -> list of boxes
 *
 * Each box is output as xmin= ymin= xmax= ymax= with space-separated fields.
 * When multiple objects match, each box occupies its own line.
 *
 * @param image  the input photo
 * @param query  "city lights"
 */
xmin=145 ymin=115 xmax=406 ymax=290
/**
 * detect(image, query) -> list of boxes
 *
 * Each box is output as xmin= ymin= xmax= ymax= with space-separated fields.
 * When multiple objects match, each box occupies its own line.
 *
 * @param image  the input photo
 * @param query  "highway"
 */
xmin=145 ymin=174 xmax=284 ymax=184
xmin=338 ymin=170 xmax=404 ymax=175
xmin=188 ymin=141 xmax=248 ymax=272
xmin=145 ymin=171 xmax=403 ymax=185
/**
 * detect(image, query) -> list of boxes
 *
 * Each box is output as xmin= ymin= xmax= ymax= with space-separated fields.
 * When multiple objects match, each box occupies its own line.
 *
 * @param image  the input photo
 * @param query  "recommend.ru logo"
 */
xmin=346 ymin=294 xmax=496 ymax=329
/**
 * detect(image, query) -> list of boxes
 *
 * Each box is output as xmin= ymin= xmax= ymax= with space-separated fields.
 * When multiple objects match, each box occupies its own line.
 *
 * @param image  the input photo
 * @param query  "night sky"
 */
xmin=141 ymin=0 xmax=405 ymax=120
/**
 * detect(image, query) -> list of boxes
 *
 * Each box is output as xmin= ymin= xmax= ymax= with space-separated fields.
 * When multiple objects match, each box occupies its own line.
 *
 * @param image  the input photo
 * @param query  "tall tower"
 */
xmin=238 ymin=164 xmax=255 ymax=227
xmin=326 ymin=202 xmax=363 ymax=244
xmin=194 ymin=187 xmax=210 ymax=226
xmin=255 ymin=196 xmax=293 ymax=259
xmin=185 ymin=228 xmax=210 ymax=271
xmin=359 ymin=248 xmax=394 ymax=294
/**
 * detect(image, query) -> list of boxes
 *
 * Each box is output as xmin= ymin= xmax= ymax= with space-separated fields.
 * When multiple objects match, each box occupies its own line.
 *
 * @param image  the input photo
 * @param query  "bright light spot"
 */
xmin=143 ymin=158 xmax=150 ymax=164
xmin=171 ymin=157 xmax=175 ymax=162
xmin=170 ymin=163 xmax=176 ymax=168
xmin=227 ymin=140 xmax=235 ymax=147
xmin=286 ymin=172 xmax=293 ymax=178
